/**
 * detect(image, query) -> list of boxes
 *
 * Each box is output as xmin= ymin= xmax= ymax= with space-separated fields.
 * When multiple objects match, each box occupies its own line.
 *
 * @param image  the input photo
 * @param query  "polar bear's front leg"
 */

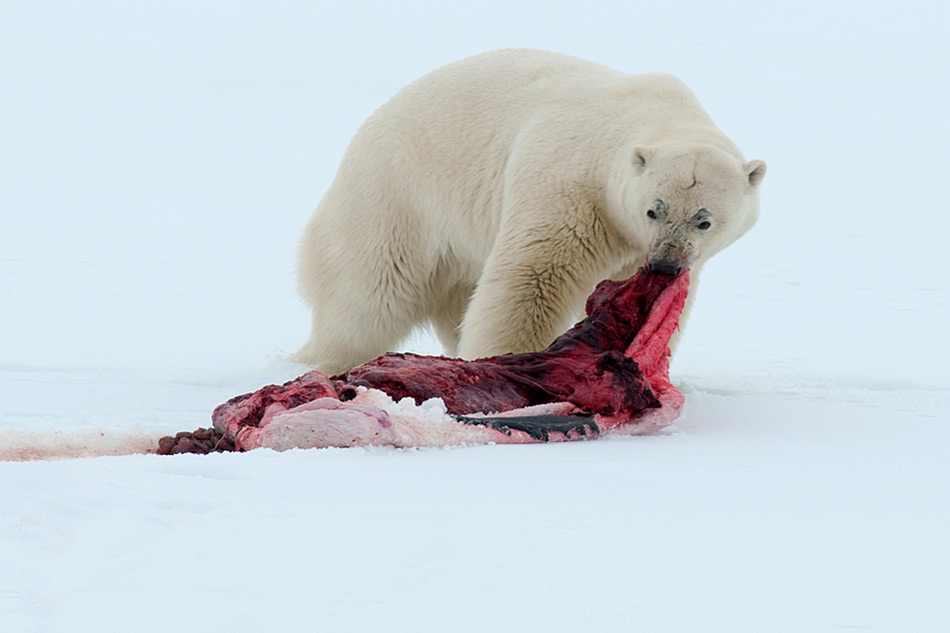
xmin=456 ymin=266 xmax=573 ymax=359
xmin=457 ymin=216 xmax=607 ymax=360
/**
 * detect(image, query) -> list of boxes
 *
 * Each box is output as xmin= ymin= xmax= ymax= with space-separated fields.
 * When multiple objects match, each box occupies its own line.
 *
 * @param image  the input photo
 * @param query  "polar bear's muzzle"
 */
xmin=647 ymin=224 xmax=693 ymax=277
xmin=647 ymin=258 xmax=683 ymax=277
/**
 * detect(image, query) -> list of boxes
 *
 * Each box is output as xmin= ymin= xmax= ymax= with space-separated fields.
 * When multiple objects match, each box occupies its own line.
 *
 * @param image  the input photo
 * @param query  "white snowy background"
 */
xmin=2 ymin=1 xmax=949 ymax=631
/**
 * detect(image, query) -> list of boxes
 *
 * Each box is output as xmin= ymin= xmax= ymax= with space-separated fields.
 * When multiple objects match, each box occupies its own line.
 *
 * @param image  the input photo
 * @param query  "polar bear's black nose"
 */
xmin=647 ymin=259 xmax=682 ymax=277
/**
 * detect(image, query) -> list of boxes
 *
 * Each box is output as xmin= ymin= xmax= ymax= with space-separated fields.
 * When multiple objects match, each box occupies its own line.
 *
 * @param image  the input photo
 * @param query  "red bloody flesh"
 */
xmin=338 ymin=267 xmax=676 ymax=418
xmin=158 ymin=267 xmax=687 ymax=454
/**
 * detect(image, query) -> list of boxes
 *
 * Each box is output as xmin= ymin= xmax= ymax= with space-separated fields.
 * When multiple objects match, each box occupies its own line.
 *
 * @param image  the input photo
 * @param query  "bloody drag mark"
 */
xmin=158 ymin=266 xmax=689 ymax=454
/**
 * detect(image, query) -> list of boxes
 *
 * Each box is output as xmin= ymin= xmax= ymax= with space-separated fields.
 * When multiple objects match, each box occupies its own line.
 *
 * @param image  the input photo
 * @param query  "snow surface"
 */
xmin=2 ymin=1 xmax=949 ymax=631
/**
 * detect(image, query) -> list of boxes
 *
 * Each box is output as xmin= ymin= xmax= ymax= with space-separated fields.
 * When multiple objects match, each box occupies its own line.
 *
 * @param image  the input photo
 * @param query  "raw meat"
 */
xmin=158 ymin=267 xmax=689 ymax=454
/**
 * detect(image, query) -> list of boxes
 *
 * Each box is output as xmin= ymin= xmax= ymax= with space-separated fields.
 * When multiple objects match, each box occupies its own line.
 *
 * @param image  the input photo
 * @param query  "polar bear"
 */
xmin=297 ymin=49 xmax=765 ymax=375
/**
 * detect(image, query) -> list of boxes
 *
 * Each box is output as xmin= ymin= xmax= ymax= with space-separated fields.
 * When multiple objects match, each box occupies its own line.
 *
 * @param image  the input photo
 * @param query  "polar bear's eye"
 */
xmin=647 ymin=209 xmax=658 ymax=220
xmin=694 ymin=208 xmax=712 ymax=230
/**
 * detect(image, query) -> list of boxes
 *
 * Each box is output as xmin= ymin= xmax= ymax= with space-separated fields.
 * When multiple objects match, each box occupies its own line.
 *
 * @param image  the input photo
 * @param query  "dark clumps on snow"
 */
xmin=157 ymin=427 xmax=236 ymax=455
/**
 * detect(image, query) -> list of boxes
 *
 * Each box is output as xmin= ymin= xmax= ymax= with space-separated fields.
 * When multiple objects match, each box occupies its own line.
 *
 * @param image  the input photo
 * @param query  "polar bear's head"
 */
xmin=611 ymin=143 xmax=766 ymax=275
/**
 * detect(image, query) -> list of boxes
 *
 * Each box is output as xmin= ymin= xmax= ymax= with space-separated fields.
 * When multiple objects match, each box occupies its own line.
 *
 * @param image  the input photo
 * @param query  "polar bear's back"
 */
xmin=364 ymin=49 xmax=702 ymax=152
xmin=388 ymin=48 xmax=694 ymax=112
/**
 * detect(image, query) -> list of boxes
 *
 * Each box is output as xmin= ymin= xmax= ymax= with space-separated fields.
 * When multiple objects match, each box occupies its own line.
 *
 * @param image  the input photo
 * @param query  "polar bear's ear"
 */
xmin=744 ymin=160 xmax=767 ymax=187
xmin=632 ymin=145 xmax=654 ymax=172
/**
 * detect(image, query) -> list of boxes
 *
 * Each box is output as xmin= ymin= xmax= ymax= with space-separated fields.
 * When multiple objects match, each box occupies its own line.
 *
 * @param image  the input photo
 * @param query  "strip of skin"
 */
xmin=159 ymin=267 xmax=688 ymax=454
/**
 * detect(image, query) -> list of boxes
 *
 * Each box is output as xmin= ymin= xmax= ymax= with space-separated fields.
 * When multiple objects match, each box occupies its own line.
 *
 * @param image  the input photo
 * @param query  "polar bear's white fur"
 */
xmin=297 ymin=49 xmax=766 ymax=374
